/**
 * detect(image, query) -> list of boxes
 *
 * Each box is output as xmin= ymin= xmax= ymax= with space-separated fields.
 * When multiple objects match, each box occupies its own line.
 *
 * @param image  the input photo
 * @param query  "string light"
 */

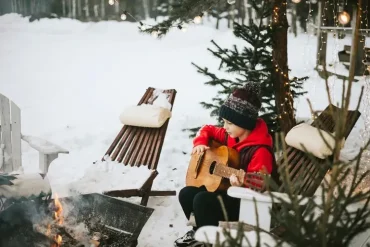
xmin=268 ymin=0 xmax=301 ymax=120
xmin=338 ymin=11 xmax=350 ymax=25
xmin=292 ymin=0 xmax=301 ymax=3
xmin=108 ymin=0 xmax=216 ymax=37
xmin=151 ymin=30 xmax=159 ymax=38
xmin=193 ymin=14 xmax=203 ymax=24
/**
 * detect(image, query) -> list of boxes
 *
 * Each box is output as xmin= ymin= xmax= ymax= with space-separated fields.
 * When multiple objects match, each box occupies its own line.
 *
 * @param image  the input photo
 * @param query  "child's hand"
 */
xmin=192 ymin=145 xmax=210 ymax=154
xmin=230 ymin=174 xmax=243 ymax=187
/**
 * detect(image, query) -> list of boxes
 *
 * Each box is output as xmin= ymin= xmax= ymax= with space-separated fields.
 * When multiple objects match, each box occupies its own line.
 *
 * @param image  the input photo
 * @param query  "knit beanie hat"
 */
xmin=219 ymin=82 xmax=262 ymax=130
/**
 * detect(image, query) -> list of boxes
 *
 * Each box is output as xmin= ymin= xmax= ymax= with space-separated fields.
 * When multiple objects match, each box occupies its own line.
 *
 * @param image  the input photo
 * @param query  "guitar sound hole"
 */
xmin=209 ymin=161 xmax=217 ymax=174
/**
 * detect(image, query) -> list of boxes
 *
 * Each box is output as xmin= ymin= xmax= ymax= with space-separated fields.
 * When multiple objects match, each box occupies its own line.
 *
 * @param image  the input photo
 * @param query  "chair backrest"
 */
xmin=276 ymin=104 xmax=361 ymax=197
xmin=103 ymin=87 xmax=177 ymax=170
xmin=0 ymin=94 xmax=22 ymax=172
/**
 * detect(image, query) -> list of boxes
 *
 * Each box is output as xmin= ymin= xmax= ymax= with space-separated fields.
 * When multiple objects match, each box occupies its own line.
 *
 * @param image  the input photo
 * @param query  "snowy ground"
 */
xmin=0 ymin=13 xmax=369 ymax=246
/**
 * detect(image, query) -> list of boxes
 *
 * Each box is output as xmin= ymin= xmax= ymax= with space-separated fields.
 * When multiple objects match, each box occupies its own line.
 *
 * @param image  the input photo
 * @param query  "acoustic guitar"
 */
xmin=186 ymin=140 xmax=266 ymax=192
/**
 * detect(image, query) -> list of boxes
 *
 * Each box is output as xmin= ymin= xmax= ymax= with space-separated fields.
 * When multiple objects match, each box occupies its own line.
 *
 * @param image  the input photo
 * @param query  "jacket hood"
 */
xmin=231 ymin=118 xmax=273 ymax=151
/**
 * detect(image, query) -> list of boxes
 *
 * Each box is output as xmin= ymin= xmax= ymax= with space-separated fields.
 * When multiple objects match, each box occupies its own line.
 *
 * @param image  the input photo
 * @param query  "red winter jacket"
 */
xmin=193 ymin=118 xmax=273 ymax=175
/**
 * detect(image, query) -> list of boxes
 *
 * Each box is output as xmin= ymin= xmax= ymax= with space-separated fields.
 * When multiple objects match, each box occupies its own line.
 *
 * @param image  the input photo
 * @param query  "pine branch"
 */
xmin=140 ymin=0 xmax=220 ymax=38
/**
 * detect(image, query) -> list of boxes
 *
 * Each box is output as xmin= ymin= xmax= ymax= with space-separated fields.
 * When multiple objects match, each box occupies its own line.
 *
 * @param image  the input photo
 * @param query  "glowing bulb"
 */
xmin=227 ymin=0 xmax=236 ymax=4
xmin=108 ymin=0 xmax=114 ymax=5
xmin=120 ymin=13 xmax=127 ymax=20
xmin=151 ymin=31 xmax=159 ymax=38
xmin=338 ymin=11 xmax=350 ymax=25
xmin=194 ymin=16 xmax=202 ymax=24
xmin=292 ymin=0 xmax=301 ymax=3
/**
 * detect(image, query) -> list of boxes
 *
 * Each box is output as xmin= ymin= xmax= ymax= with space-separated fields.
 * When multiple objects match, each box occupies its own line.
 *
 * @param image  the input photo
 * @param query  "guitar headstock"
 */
xmin=244 ymin=172 xmax=269 ymax=192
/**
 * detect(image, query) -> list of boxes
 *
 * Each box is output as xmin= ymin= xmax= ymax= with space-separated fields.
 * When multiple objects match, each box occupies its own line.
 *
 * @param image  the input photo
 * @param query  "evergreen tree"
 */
xmin=186 ymin=1 xmax=306 ymax=137
xmin=206 ymin=70 xmax=370 ymax=247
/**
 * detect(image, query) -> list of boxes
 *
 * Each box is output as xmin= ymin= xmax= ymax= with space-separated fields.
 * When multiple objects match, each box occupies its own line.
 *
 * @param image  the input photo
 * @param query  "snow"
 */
xmin=0 ymin=173 xmax=51 ymax=198
xmin=53 ymin=159 xmax=155 ymax=198
xmin=0 ymin=13 xmax=369 ymax=246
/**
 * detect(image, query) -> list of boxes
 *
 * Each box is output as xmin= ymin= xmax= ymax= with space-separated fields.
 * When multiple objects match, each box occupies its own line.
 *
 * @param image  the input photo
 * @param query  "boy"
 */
xmin=174 ymin=83 xmax=278 ymax=247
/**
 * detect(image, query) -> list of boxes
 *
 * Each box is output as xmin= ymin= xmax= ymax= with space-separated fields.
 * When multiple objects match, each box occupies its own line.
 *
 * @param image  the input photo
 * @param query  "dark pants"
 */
xmin=178 ymin=186 xmax=240 ymax=228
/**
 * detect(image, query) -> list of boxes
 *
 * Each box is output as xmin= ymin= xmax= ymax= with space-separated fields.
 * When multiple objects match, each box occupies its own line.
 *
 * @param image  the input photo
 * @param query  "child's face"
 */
xmin=222 ymin=118 xmax=249 ymax=139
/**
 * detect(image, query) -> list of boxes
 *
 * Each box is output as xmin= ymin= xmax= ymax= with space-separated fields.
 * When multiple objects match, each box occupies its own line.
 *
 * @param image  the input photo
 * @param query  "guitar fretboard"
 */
xmin=213 ymin=164 xmax=245 ymax=181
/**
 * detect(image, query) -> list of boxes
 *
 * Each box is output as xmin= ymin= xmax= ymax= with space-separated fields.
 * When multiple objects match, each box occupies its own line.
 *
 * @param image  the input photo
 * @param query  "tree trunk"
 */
xmin=84 ymin=0 xmax=89 ymax=18
xmin=77 ymin=0 xmax=82 ymax=18
xmin=240 ymin=0 xmax=246 ymax=25
xmin=94 ymin=4 xmax=99 ymax=18
xmin=167 ymin=0 xmax=173 ymax=16
xmin=100 ymin=0 xmax=105 ymax=20
xmin=247 ymin=6 xmax=252 ymax=25
xmin=114 ymin=0 xmax=120 ymax=20
xmin=291 ymin=4 xmax=297 ymax=37
xmin=69 ymin=0 xmax=72 ymax=18
xmin=73 ymin=0 xmax=77 ymax=19
xmin=152 ymin=0 xmax=158 ymax=21
xmin=62 ymin=0 xmax=66 ymax=16
xmin=272 ymin=0 xmax=295 ymax=134
xmin=230 ymin=1 xmax=236 ymax=27
xmin=142 ymin=0 xmax=150 ymax=20
xmin=216 ymin=1 xmax=221 ymax=29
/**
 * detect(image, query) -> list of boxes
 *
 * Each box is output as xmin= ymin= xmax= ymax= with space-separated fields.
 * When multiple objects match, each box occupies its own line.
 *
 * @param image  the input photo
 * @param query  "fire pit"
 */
xmin=0 ymin=193 xmax=154 ymax=247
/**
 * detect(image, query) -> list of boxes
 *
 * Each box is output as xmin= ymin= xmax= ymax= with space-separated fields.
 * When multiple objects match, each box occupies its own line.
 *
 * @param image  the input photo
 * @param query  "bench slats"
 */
xmin=277 ymin=105 xmax=360 ymax=197
xmin=103 ymin=88 xmax=177 ymax=171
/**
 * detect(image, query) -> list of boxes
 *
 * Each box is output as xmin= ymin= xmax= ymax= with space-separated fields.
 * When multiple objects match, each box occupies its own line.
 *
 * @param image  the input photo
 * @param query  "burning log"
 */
xmin=0 ymin=193 xmax=154 ymax=247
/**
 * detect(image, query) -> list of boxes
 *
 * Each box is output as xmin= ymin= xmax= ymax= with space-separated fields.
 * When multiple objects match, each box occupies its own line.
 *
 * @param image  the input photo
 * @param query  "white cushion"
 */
xmin=285 ymin=123 xmax=344 ymax=159
xmin=119 ymin=104 xmax=172 ymax=128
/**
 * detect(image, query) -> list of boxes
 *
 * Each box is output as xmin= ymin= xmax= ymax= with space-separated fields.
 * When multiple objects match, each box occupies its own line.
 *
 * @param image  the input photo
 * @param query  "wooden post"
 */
xmin=316 ymin=0 xmax=327 ymax=67
xmin=349 ymin=0 xmax=364 ymax=79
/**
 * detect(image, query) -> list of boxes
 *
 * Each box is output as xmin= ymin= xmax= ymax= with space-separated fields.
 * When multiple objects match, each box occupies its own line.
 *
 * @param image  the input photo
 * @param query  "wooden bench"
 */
xmin=102 ymin=87 xmax=177 ymax=206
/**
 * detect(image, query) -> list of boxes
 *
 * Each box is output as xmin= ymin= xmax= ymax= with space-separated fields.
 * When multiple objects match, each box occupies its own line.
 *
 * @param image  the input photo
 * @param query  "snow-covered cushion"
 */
xmin=119 ymin=104 xmax=172 ymax=128
xmin=285 ymin=123 xmax=344 ymax=159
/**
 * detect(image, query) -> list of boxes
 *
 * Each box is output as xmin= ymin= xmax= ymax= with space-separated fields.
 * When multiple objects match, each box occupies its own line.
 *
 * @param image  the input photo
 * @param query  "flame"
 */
xmin=50 ymin=194 xmax=63 ymax=247
xmin=54 ymin=194 xmax=64 ymax=225
xmin=55 ymin=235 xmax=62 ymax=245
xmin=51 ymin=234 xmax=62 ymax=247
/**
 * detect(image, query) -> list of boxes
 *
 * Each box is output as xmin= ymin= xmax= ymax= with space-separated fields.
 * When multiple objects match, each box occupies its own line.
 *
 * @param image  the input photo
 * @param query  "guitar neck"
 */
xmin=213 ymin=164 xmax=245 ymax=181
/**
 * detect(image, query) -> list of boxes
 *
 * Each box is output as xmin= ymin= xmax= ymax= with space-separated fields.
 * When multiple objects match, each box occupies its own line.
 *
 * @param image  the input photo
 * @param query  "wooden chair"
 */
xmin=102 ymin=87 xmax=177 ymax=206
xmin=194 ymin=104 xmax=361 ymax=245
xmin=0 ymin=93 xmax=69 ymax=175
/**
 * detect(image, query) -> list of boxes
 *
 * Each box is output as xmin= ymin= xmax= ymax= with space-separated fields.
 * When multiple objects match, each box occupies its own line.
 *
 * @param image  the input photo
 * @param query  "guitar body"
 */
xmin=186 ymin=140 xmax=240 ymax=192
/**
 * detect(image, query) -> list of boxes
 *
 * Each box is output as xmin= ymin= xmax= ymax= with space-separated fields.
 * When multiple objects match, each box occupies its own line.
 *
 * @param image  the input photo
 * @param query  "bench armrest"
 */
xmin=22 ymin=135 xmax=69 ymax=155
xmin=22 ymin=135 xmax=69 ymax=174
